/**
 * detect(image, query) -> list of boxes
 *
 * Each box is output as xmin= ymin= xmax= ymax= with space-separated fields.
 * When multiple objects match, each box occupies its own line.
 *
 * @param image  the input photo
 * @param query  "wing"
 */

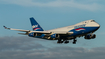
xmin=3 ymin=26 xmax=51 ymax=33
xmin=3 ymin=26 xmax=30 ymax=32
xmin=3 ymin=26 xmax=73 ymax=35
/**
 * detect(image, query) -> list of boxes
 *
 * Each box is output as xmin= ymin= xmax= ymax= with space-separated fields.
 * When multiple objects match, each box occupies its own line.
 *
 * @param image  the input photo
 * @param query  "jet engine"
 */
xmin=51 ymin=34 xmax=59 ymax=38
xmin=28 ymin=32 xmax=37 ymax=37
xmin=84 ymin=34 xmax=96 ymax=39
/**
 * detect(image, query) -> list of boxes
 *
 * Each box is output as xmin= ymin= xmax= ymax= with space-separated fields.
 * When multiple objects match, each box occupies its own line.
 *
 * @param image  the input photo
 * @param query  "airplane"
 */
xmin=3 ymin=17 xmax=100 ymax=44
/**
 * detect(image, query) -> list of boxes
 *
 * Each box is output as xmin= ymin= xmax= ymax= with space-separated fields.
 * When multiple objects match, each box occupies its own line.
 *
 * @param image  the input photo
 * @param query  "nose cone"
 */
xmin=96 ymin=22 xmax=100 ymax=28
xmin=97 ymin=23 xmax=100 ymax=27
xmin=95 ymin=22 xmax=100 ymax=30
xmin=92 ymin=21 xmax=100 ymax=27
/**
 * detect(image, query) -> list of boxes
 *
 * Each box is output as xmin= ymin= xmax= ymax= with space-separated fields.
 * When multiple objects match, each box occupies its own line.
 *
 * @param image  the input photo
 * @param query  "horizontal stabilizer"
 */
xmin=18 ymin=33 xmax=28 ymax=35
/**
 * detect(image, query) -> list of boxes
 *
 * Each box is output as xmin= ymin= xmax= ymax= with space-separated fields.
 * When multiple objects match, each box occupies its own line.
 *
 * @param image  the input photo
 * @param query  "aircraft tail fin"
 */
xmin=30 ymin=17 xmax=44 ymax=31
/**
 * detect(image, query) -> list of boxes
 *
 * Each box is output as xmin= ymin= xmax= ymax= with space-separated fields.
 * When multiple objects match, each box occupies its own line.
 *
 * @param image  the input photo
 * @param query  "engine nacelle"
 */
xmin=51 ymin=34 xmax=59 ymax=38
xmin=28 ymin=32 xmax=37 ymax=37
xmin=41 ymin=34 xmax=46 ymax=38
xmin=85 ymin=34 xmax=91 ymax=39
xmin=85 ymin=34 xmax=96 ymax=39
xmin=91 ymin=34 xmax=96 ymax=39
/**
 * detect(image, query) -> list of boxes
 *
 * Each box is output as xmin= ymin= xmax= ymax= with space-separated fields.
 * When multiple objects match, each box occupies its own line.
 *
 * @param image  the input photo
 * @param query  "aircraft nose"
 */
xmin=96 ymin=22 xmax=100 ymax=30
xmin=96 ymin=23 xmax=100 ymax=27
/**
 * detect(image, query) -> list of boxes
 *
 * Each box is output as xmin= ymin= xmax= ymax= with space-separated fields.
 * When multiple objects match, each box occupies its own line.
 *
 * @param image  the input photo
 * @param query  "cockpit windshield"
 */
xmin=91 ymin=20 xmax=95 ymax=22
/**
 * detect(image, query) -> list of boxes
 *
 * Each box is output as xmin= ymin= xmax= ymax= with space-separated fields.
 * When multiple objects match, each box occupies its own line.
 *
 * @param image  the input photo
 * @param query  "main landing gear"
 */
xmin=57 ymin=39 xmax=69 ymax=44
xmin=57 ymin=38 xmax=77 ymax=44
xmin=64 ymin=40 xmax=69 ymax=44
xmin=57 ymin=39 xmax=64 ymax=44
xmin=73 ymin=39 xmax=77 ymax=44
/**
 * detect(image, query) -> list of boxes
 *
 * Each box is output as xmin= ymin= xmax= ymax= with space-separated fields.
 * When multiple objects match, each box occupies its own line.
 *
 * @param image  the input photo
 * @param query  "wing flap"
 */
xmin=31 ymin=31 xmax=51 ymax=34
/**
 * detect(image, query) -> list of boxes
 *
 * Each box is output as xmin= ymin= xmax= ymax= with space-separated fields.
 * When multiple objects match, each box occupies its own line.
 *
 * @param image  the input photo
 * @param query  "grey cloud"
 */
xmin=0 ymin=36 xmax=105 ymax=59
xmin=0 ymin=36 xmax=45 ymax=51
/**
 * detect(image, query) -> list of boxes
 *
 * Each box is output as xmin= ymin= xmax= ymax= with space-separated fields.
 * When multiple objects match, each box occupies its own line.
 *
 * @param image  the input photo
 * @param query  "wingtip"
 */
xmin=3 ymin=25 xmax=5 ymax=27
xmin=3 ymin=25 xmax=7 ymax=29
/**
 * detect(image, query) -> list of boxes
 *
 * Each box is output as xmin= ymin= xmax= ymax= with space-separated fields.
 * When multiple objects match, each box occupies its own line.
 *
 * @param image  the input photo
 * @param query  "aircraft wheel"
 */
xmin=73 ymin=42 xmax=76 ymax=44
xmin=57 ymin=41 xmax=60 ymax=43
xmin=92 ymin=34 xmax=96 ymax=39
xmin=61 ymin=41 xmax=63 ymax=43
xmin=73 ymin=40 xmax=77 ymax=44
xmin=57 ymin=41 xmax=63 ymax=44
xmin=64 ymin=41 xmax=69 ymax=44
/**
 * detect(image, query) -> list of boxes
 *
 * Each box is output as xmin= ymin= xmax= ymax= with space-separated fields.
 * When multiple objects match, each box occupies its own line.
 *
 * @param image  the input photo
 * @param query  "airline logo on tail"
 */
xmin=32 ymin=25 xmax=41 ymax=30
xmin=75 ymin=28 xmax=85 ymax=31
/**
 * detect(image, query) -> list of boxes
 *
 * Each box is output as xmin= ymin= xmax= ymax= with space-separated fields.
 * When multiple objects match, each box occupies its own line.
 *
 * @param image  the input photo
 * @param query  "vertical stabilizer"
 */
xmin=30 ymin=17 xmax=44 ymax=31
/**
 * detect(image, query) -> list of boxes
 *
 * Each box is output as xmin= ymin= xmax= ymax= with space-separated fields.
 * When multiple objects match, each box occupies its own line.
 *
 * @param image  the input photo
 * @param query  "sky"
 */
xmin=0 ymin=0 xmax=105 ymax=59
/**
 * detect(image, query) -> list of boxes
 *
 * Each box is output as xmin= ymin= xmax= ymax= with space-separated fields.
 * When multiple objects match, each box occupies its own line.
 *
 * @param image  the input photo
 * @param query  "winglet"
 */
xmin=3 ymin=26 xmax=7 ymax=29
xmin=3 ymin=26 xmax=10 ymax=29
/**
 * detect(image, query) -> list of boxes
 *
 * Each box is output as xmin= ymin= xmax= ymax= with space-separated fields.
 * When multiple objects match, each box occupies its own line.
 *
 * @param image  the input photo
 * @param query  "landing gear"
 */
xmin=57 ymin=36 xmax=77 ymax=44
xmin=91 ymin=34 xmax=96 ymax=39
xmin=57 ymin=41 xmax=63 ymax=43
xmin=57 ymin=38 xmax=63 ymax=44
xmin=72 ymin=39 xmax=77 ymax=44
xmin=57 ymin=38 xmax=69 ymax=44
xmin=64 ymin=40 xmax=69 ymax=44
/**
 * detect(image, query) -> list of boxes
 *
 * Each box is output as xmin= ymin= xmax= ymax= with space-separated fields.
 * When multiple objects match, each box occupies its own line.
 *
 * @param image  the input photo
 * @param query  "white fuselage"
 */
xmin=48 ymin=20 xmax=100 ymax=33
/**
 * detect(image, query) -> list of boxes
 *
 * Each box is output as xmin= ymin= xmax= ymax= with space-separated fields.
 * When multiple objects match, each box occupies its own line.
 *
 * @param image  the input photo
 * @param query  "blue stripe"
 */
xmin=68 ymin=27 xmax=99 ymax=37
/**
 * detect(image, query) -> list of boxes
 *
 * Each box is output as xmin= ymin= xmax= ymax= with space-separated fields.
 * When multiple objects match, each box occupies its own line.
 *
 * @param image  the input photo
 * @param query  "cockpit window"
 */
xmin=91 ymin=20 xmax=95 ymax=22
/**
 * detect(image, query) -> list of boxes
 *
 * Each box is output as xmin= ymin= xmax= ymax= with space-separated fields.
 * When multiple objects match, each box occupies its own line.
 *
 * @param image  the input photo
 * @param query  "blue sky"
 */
xmin=0 ymin=0 xmax=104 ymax=36
xmin=0 ymin=0 xmax=105 ymax=59
xmin=0 ymin=0 xmax=105 ymax=47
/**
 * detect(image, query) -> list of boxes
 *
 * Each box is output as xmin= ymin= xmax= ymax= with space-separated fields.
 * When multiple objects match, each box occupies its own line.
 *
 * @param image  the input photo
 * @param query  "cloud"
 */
xmin=0 ymin=36 xmax=105 ymax=59
xmin=0 ymin=0 xmax=104 ymax=11
xmin=0 ymin=36 xmax=45 ymax=51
